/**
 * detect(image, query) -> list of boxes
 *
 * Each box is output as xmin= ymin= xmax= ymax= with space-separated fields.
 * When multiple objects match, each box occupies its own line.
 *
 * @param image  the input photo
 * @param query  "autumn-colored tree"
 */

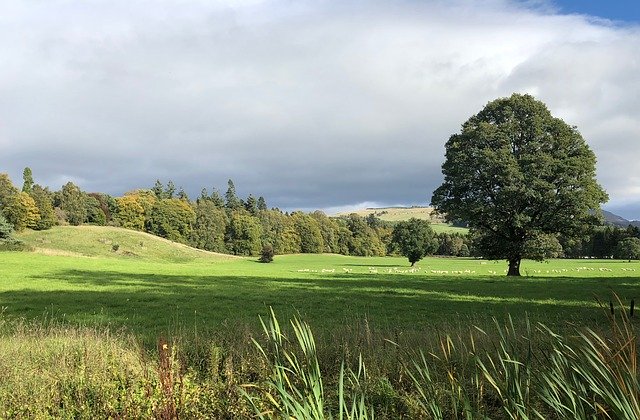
xmin=0 ymin=173 xmax=19 ymax=210
xmin=114 ymin=190 xmax=158 ymax=230
xmin=3 ymin=191 xmax=40 ymax=231
xmin=115 ymin=195 xmax=146 ymax=230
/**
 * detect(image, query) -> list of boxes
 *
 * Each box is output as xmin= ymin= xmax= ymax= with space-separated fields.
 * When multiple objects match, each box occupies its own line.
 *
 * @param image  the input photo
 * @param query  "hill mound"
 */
xmin=16 ymin=226 xmax=238 ymax=262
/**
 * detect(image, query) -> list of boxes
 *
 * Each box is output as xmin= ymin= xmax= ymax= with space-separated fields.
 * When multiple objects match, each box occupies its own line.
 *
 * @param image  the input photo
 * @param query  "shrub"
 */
xmin=259 ymin=244 xmax=274 ymax=263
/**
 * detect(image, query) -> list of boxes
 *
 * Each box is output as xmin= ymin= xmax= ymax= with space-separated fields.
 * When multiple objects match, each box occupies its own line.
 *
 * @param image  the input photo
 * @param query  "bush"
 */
xmin=0 ymin=239 xmax=31 ymax=251
xmin=259 ymin=244 xmax=274 ymax=263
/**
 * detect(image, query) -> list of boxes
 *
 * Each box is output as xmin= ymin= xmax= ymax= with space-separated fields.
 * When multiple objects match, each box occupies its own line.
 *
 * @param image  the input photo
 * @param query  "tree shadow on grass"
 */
xmin=2 ymin=268 xmax=637 ymax=344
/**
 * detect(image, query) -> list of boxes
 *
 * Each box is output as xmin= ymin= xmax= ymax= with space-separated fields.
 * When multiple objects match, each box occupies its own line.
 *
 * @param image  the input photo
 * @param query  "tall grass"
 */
xmin=242 ymin=308 xmax=373 ymax=419
xmin=0 ymin=305 xmax=637 ymax=419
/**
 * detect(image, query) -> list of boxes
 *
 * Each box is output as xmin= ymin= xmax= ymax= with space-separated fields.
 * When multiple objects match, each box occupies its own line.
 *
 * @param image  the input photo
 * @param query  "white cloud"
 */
xmin=0 ymin=0 xmax=638 ymax=218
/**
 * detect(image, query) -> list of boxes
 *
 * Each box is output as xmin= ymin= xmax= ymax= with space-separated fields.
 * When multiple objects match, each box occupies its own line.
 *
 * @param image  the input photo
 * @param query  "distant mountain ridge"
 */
xmin=602 ymin=210 xmax=640 ymax=228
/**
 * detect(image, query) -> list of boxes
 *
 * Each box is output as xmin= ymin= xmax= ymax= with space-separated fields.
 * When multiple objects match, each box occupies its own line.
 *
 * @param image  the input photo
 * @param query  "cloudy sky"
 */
xmin=1 ymin=1 xmax=639 ymax=219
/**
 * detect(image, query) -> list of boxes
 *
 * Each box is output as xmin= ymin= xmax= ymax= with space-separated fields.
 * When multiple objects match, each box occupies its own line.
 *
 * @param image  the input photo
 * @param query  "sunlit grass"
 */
xmin=1 ymin=245 xmax=639 ymax=343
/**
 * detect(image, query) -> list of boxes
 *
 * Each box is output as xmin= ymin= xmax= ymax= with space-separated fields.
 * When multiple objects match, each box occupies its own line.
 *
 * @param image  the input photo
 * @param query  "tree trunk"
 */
xmin=507 ymin=258 xmax=521 ymax=276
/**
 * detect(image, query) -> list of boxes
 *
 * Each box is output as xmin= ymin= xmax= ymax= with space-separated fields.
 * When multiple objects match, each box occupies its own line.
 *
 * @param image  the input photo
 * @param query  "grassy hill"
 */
xmin=335 ymin=206 xmax=468 ymax=233
xmin=16 ymin=225 xmax=237 ymax=263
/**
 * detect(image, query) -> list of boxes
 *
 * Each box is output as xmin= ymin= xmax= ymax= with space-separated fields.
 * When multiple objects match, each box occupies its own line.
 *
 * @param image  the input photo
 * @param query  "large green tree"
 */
xmin=225 ymin=179 xmax=242 ymax=211
xmin=190 ymin=199 xmax=227 ymax=252
xmin=60 ymin=182 xmax=86 ymax=226
xmin=614 ymin=237 xmax=640 ymax=261
xmin=432 ymin=93 xmax=608 ymax=276
xmin=343 ymin=214 xmax=386 ymax=257
xmin=22 ymin=167 xmax=34 ymax=193
xmin=292 ymin=211 xmax=324 ymax=254
xmin=147 ymin=198 xmax=196 ymax=244
xmin=227 ymin=211 xmax=262 ymax=256
xmin=0 ymin=212 xmax=13 ymax=241
xmin=84 ymin=194 xmax=107 ymax=225
xmin=391 ymin=218 xmax=438 ymax=266
xmin=30 ymin=185 xmax=57 ymax=230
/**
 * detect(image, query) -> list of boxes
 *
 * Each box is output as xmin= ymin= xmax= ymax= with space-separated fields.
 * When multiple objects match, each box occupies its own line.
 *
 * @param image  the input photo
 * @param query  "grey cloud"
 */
xmin=0 ymin=0 xmax=638 ymax=218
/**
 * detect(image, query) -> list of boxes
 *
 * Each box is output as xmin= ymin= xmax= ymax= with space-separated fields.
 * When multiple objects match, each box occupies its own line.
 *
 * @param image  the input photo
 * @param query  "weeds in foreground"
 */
xmin=0 ymin=301 xmax=637 ymax=419
xmin=242 ymin=308 xmax=373 ymax=419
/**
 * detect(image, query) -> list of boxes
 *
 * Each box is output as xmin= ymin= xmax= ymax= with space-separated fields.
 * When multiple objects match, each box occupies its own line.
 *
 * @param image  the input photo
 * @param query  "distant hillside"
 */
xmin=336 ymin=206 xmax=640 ymax=231
xmin=335 ymin=206 xmax=468 ymax=233
xmin=602 ymin=210 xmax=640 ymax=228
xmin=336 ymin=206 xmax=440 ymax=221
xmin=16 ymin=226 xmax=238 ymax=262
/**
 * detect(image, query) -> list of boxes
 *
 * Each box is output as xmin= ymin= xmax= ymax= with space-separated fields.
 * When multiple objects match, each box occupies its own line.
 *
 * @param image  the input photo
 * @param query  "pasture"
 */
xmin=2 ymin=226 xmax=640 ymax=418
xmin=334 ymin=205 xmax=469 ymax=233
xmin=3 ymin=227 xmax=639 ymax=341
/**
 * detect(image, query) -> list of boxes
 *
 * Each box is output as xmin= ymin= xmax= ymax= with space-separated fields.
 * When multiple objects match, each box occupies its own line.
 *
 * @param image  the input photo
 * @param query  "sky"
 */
xmin=1 ymin=0 xmax=639 ymax=219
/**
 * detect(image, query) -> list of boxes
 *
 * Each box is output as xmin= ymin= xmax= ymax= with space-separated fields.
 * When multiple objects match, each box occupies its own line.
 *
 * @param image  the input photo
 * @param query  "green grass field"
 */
xmin=2 ymin=226 xmax=640 ymax=418
xmin=3 ymin=226 xmax=639 ymax=342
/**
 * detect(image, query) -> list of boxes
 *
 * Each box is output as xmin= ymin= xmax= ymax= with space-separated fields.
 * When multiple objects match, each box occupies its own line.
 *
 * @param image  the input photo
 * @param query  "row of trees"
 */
xmin=561 ymin=225 xmax=640 ymax=260
xmin=0 ymin=170 xmax=477 ymax=261
xmin=1 ymin=161 xmax=633 ymax=265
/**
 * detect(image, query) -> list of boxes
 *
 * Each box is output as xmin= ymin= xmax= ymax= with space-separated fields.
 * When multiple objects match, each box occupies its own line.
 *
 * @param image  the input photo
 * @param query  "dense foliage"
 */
xmin=391 ymin=218 xmax=438 ymax=265
xmin=1 ymin=167 xmax=634 ymax=260
xmin=432 ymin=94 xmax=608 ymax=275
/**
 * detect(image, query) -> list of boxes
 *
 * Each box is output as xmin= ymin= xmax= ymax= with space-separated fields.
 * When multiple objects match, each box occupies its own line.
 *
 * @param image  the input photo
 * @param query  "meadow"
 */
xmin=2 ymin=227 xmax=638 ymax=340
xmin=2 ymin=226 xmax=640 ymax=418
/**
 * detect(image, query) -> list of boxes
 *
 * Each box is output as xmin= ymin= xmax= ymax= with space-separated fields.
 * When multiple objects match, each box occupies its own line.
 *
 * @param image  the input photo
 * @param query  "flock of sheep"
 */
xmin=295 ymin=265 xmax=637 ymax=275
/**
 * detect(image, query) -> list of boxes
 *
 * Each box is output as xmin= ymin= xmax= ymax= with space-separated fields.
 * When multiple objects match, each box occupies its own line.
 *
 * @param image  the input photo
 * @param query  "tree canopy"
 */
xmin=614 ymin=237 xmax=640 ymax=261
xmin=432 ymin=93 xmax=608 ymax=276
xmin=391 ymin=218 xmax=438 ymax=266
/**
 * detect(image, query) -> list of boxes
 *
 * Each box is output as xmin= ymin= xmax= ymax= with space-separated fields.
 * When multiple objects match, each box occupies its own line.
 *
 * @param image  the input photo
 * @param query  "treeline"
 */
xmin=0 ymin=169 xmax=470 ymax=258
xmin=560 ymin=225 xmax=640 ymax=260
xmin=3 ymin=168 xmax=636 ymax=260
